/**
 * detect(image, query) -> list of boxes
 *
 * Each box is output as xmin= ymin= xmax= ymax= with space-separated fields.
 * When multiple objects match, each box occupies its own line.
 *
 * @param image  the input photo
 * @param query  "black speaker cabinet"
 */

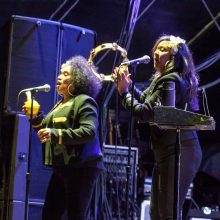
xmin=3 ymin=15 xmax=96 ymax=114
xmin=0 ymin=113 xmax=53 ymax=220
xmin=0 ymin=113 xmax=29 ymax=219
xmin=0 ymin=113 xmax=29 ymax=201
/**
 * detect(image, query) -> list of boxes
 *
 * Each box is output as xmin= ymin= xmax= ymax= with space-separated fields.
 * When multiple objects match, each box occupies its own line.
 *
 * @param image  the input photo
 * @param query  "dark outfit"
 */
xmin=32 ymin=94 xmax=103 ymax=220
xmin=121 ymin=72 xmax=202 ymax=219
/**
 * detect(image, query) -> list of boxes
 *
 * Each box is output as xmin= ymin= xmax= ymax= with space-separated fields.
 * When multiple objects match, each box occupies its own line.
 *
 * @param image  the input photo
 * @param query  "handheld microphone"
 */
xmin=20 ymin=84 xmax=51 ymax=93
xmin=121 ymin=55 xmax=151 ymax=66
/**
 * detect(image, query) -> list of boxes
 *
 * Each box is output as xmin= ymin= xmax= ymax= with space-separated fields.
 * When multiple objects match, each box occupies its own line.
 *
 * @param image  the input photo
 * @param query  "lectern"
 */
xmin=152 ymin=106 xmax=215 ymax=219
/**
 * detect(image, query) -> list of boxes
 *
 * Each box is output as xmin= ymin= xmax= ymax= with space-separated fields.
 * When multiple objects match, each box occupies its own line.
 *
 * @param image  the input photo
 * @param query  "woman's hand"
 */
xmin=113 ymin=66 xmax=132 ymax=95
xmin=22 ymin=104 xmax=29 ymax=118
xmin=22 ymin=99 xmax=40 ymax=117
xmin=37 ymin=128 xmax=51 ymax=143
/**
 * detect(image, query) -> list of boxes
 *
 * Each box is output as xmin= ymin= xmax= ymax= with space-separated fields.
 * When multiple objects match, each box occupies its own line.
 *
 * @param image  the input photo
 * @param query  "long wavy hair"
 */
xmin=63 ymin=56 xmax=102 ymax=99
xmin=152 ymin=35 xmax=199 ymax=111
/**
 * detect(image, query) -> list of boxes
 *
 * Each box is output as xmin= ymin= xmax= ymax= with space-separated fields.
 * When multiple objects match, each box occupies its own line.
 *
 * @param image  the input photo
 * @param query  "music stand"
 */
xmin=152 ymin=106 xmax=215 ymax=219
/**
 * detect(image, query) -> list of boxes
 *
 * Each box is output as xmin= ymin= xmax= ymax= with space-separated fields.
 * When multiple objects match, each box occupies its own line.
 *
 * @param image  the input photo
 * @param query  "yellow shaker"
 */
xmin=24 ymin=91 xmax=40 ymax=116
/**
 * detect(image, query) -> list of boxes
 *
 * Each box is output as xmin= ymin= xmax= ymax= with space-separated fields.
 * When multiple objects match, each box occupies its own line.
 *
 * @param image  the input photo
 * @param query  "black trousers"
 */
xmin=149 ymin=138 xmax=202 ymax=220
xmin=42 ymin=166 xmax=101 ymax=220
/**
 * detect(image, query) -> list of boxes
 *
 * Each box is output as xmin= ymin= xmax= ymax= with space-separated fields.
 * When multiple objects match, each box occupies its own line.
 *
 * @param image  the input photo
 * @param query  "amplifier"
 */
xmin=103 ymin=144 xmax=138 ymax=199
xmin=188 ymin=207 xmax=220 ymax=219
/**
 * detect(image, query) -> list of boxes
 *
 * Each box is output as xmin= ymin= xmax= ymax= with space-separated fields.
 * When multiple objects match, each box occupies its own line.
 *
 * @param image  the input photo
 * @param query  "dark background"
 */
xmin=0 ymin=0 xmax=220 ymax=218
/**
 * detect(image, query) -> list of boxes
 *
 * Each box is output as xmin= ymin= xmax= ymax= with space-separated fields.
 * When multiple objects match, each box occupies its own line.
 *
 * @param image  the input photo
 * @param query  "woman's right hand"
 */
xmin=37 ymin=128 xmax=51 ymax=143
xmin=22 ymin=99 xmax=40 ymax=118
xmin=22 ymin=104 xmax=29 ymax=117
xmin=113 ymin=66 xmax=132 ymax=95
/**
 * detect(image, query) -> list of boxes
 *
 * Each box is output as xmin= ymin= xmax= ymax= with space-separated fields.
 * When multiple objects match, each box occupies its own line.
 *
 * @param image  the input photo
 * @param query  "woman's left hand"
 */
xmin=37 ymin=128 xmax=51 ymax=143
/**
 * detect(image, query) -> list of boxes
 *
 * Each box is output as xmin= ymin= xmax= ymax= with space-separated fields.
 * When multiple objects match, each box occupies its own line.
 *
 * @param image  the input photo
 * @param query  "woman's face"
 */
xmin=56 ymin=64 xmax=73 ymax=97
xmin=153 ymin=40 xmax=173 ymax=74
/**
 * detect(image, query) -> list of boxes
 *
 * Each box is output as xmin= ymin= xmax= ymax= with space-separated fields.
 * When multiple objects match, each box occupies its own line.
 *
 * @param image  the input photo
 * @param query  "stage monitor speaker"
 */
xmin=188 ymin=207 xmax=220 ymax=219
xmin=0 ymin=113 xmax=52 ymax=220
xmin=140 ymin=200 xmax=151 ymax=220
xmin=0 ymin=113 xmax=29 ymax=202
xmin=0 ymin=113 xmax=29 ymax=220
xmin=3 ymin=15 xmax=96 ymax=114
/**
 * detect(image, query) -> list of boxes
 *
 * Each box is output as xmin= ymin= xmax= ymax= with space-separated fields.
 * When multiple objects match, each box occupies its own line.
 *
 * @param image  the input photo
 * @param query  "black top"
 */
xmin=121 ymin=72 xmax=199 ymax=149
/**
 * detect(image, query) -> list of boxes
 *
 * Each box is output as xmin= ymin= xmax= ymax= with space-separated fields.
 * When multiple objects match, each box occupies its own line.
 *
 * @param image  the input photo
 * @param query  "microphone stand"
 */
xmin=174 ymin=127 xmax=181 ymax=220
xmin=24 ymin=90 xmax=35 ymax=220
xmin=125 ymin=64 xmax=137 ymax=220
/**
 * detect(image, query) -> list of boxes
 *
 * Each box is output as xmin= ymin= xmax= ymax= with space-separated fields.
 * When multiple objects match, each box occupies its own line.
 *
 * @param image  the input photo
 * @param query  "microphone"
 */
xmin=20 ymin=84 xmax=51 ymax=93
xmin=121 ymin=55 xmax=151 ymax=66
xmin=162 ymin=81 xmax=175 ymax=107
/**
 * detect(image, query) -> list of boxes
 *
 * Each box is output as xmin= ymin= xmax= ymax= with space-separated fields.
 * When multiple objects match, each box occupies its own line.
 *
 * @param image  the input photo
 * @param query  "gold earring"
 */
xmin=67 ymin=84 xmax=74 ymax=96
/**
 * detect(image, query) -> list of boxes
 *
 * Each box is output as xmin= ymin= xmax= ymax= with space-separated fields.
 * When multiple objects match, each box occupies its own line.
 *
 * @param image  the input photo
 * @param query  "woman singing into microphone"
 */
xmin=23 ymin=55 xmax=104 ymax=220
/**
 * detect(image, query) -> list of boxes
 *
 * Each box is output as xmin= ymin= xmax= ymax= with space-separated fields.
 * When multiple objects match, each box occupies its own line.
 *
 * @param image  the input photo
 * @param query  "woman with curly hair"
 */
xmin=114 ymin=35 xmax=202 ymax=219
xmin=23 ymin=55 xmax=103 ymax=220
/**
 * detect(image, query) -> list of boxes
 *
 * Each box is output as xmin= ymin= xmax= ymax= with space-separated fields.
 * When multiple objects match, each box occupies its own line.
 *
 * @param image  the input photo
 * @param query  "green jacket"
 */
xmin=32 ymin=94 xmax=103 ymax=167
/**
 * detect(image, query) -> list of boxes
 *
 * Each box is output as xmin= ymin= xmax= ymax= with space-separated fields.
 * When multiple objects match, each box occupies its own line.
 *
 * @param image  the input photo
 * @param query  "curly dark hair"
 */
xmin=152 ymin=34 xmax=200 ymax=111
xmin=63 ymin=56 xmax=102 ymax=99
